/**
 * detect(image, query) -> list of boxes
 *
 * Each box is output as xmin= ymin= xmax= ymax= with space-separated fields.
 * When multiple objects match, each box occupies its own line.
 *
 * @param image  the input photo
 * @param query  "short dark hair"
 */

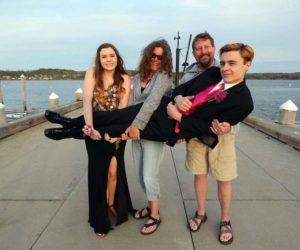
xmin=192 ymin=32 xmax=215 ymax=50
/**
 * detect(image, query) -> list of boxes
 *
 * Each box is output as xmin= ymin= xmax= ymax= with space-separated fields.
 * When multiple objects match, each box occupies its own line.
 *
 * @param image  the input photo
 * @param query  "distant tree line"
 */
xmin=0 ymin=68 xmax=299 ymax=80
xmin=0 ymin=68 xmax=137 ymax=80
xmin=246 ymin=72 xmax=300 ymax=80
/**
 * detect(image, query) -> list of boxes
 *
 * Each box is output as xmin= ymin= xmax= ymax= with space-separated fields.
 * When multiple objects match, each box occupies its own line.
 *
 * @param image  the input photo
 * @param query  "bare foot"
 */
xmin=104 ymin=133 xmax=121 ymax=143
xmin=121 ymin=133 xmax=130 ymax=140
xmin=96 ymin=233 xmax=107 ymax=239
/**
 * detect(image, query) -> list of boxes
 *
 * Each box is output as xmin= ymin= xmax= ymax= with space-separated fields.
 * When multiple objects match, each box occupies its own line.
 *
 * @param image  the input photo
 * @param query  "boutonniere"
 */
xmin=208 ymin=91 xmax=228 ymax=103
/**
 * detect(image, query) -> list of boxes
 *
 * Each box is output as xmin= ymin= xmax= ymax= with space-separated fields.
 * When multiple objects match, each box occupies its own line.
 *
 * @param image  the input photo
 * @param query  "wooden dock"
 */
xmin=0 ymin=108 xmax=300 ymax=250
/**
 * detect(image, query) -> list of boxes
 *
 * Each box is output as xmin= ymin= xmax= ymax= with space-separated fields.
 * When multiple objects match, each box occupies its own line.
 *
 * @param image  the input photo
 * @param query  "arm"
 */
xmin=83 ymin=68 xmax=96 ymax=127
xmin=82 ymin=68 xmax=101 ymax=139
xmin=127 ymin=72 xmax=172 ymax=139
xmin=132 ymin=72 xmax=172 ymax=130
xmin=180 ymin=100 xmax=254 ymax=139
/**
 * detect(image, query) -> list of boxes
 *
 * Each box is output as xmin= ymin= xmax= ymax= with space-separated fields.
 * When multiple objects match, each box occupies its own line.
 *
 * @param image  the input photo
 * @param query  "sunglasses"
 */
xmin=151 ymin=53 xmax=163 ymax=61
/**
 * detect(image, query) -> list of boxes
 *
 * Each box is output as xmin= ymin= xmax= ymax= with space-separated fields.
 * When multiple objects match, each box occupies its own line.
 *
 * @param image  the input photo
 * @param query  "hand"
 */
xmin=90 ymin=129 xmax=101 ymax=140
xmin=125 ymin=125 xmax=140 ymax=140
xmin=82 ymin=124 xmax=93 ymax=136
xmin=82 ymin=125 xmax=101 ymax=140
xmin=167 ymin=102 xmax=182 ymax=122
xmin=175 ymin=95 xmax=194 ymax=112
xmin=176 ymin=139 xmax=185 ymax=144
xmin=121 ymin=133 xmax=130 ymax=140
xmin=104 ymin=133 xmax=121 ymax=143
xmin=210 ymin=119 xmax=231 ymax=135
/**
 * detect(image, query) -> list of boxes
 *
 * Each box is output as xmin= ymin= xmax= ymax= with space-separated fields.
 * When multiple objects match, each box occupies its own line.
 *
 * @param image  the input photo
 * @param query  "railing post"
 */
xmin=0 ymin=103 xmax=6 ymax=124
xmin=49 ymin=92 xmax=59 ymax=109
xmin=20 ymin=74 xmax=27 ymax=112
xmin=278 ymin=99 xmax=298 ymax=125
xmin=75 ymin=88 xmax=83 ymax=101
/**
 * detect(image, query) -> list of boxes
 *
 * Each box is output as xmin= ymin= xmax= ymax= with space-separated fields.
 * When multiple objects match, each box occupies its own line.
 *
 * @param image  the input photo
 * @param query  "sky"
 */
xmin=0 ymin=0 xmax=300 ymax=73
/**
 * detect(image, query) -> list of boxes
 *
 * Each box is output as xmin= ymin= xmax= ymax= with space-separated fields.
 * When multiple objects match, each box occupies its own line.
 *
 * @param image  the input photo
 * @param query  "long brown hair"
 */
xmin=94 ymin=43 xmax=127 ymax=94
xmin=137 ymin=39 xmax=173 ymax=81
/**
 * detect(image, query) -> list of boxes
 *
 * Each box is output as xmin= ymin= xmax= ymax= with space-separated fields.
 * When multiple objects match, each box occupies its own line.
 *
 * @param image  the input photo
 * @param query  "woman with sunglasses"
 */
xmin=124 ymin=39 xmax=173 ymax=235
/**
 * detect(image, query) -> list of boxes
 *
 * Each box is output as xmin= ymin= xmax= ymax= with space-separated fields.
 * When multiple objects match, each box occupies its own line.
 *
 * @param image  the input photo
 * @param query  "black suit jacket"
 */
xmin=170 ymin=66 xmax=254 ymax=147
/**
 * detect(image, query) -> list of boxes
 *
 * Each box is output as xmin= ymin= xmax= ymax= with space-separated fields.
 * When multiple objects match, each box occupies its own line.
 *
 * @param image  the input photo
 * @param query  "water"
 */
xmin=247 ymin=80 xmax=300 ymax=121
xmin=0 ymin=79 xmax=300 ymax=121
xmin=0 ymin=80 xmax=82 ymax=112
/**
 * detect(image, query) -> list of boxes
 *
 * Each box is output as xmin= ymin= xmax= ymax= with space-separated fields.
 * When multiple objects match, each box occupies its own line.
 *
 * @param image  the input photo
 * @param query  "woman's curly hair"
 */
xmin=137 ymin=39 xmax=173 ymax=81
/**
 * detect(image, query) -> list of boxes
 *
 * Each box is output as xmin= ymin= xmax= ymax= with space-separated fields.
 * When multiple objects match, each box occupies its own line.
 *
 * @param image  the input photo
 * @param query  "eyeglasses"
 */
xmin=151 ymin=53 xmax=163 ymax=61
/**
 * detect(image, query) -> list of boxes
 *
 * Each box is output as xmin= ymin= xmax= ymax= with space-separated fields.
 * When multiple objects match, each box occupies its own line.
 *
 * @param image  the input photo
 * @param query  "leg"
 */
xmin=195 ymin=174 xmax=208 ymax=216
xmin=45 ymin=103 xmax=142 ymax=130
xmin=139 ymin=140 xmax=165 ymax=234
xmin=185 ymin=139 xmax=209 ymax=231
xmin=218 ymin=181 xmax=232 ymax=222
xmin=217 ymin=180 xmax=233 ymax=244
xmin=188 ymin=174 xmax=208 ymax=231
xmin=209 ymin=135 xmax=236 ymax=244
xmin=107 ymin=156 xmax=118 ymax=221
xmin=107 ymin=156 xmax=117 ymax=207
xmin=44 ymin=127 xmax=84 ymax=140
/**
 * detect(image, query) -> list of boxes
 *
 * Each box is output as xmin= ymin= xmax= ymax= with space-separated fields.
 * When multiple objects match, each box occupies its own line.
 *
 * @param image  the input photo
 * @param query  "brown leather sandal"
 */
xmin=219 ymin=220 xmax=233 ymax=245
xmin=134 ymin=206 xmax=151 ymax=220
xmin=188 ymin=211 xmax=207 ymax=232
xmin=140 ymin=216 xmax=162 ymax=235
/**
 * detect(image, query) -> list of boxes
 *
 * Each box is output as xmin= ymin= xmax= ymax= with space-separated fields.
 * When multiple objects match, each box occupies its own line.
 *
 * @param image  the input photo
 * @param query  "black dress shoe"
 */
xmin=45 ymin=110 xmax=73 ymax=127
xmin=44 ymin=128 xmax=72 ymax=140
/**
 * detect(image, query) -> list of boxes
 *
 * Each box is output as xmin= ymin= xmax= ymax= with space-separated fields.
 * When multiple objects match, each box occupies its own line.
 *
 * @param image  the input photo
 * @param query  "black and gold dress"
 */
xmin=85 ymin=85 xmax=133 ymax=234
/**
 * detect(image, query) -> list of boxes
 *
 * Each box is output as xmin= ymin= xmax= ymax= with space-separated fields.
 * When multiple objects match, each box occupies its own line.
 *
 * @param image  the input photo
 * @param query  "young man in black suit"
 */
xmin=167 ymin=43 xmax=254 ymax=245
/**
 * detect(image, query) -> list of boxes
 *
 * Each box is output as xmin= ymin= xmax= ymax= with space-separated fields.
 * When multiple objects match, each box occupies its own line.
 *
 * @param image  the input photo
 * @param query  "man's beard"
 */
xmin=198 ymin=55 xmax=212 ymax=69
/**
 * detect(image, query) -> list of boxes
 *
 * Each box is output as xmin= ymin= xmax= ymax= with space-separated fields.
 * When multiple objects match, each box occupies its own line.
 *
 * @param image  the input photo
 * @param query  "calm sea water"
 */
xmin=1 ymin=79 xmax=300 ymax=120
xmin=0 ymin=80 xmax=82 ymax=112
xmin=247 ymin=79 xmax=300 ymax=120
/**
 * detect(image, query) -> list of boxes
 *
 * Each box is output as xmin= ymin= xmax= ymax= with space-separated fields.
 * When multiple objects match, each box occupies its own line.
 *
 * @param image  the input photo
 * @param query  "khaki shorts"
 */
xmin=185 ymin=135 xmax=237 ymax=181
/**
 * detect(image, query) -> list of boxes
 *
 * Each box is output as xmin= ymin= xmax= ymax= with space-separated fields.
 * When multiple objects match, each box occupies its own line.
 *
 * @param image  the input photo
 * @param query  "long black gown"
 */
xmin=85 ymin=86 xmax=133 ymax=234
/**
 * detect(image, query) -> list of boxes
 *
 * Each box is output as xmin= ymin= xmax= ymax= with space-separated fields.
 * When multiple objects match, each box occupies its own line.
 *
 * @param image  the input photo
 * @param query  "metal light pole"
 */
xmin=174 ymin=32 xmax=181 ymax=87
xmin=182 ymin=34 xmax=192 ymax=74
xmin=20 ymin=74 xmax=27 ymax=112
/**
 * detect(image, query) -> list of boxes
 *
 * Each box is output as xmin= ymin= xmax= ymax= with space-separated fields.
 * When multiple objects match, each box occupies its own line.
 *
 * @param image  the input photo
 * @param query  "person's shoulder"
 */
xmin=84 ymin=67 xmax=96 ymax=81
xmin=121 ymin=73 xmax=130 ymax=81
xmin=85 ymin=67 xmax=96 ymax=75
xmin=185 ymin=62 xmax=198 ymax=72
xmin=131 ymin=73 xmax=140 ymax=83
xmin=158 ymin=70 xmax=172 ymax=80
